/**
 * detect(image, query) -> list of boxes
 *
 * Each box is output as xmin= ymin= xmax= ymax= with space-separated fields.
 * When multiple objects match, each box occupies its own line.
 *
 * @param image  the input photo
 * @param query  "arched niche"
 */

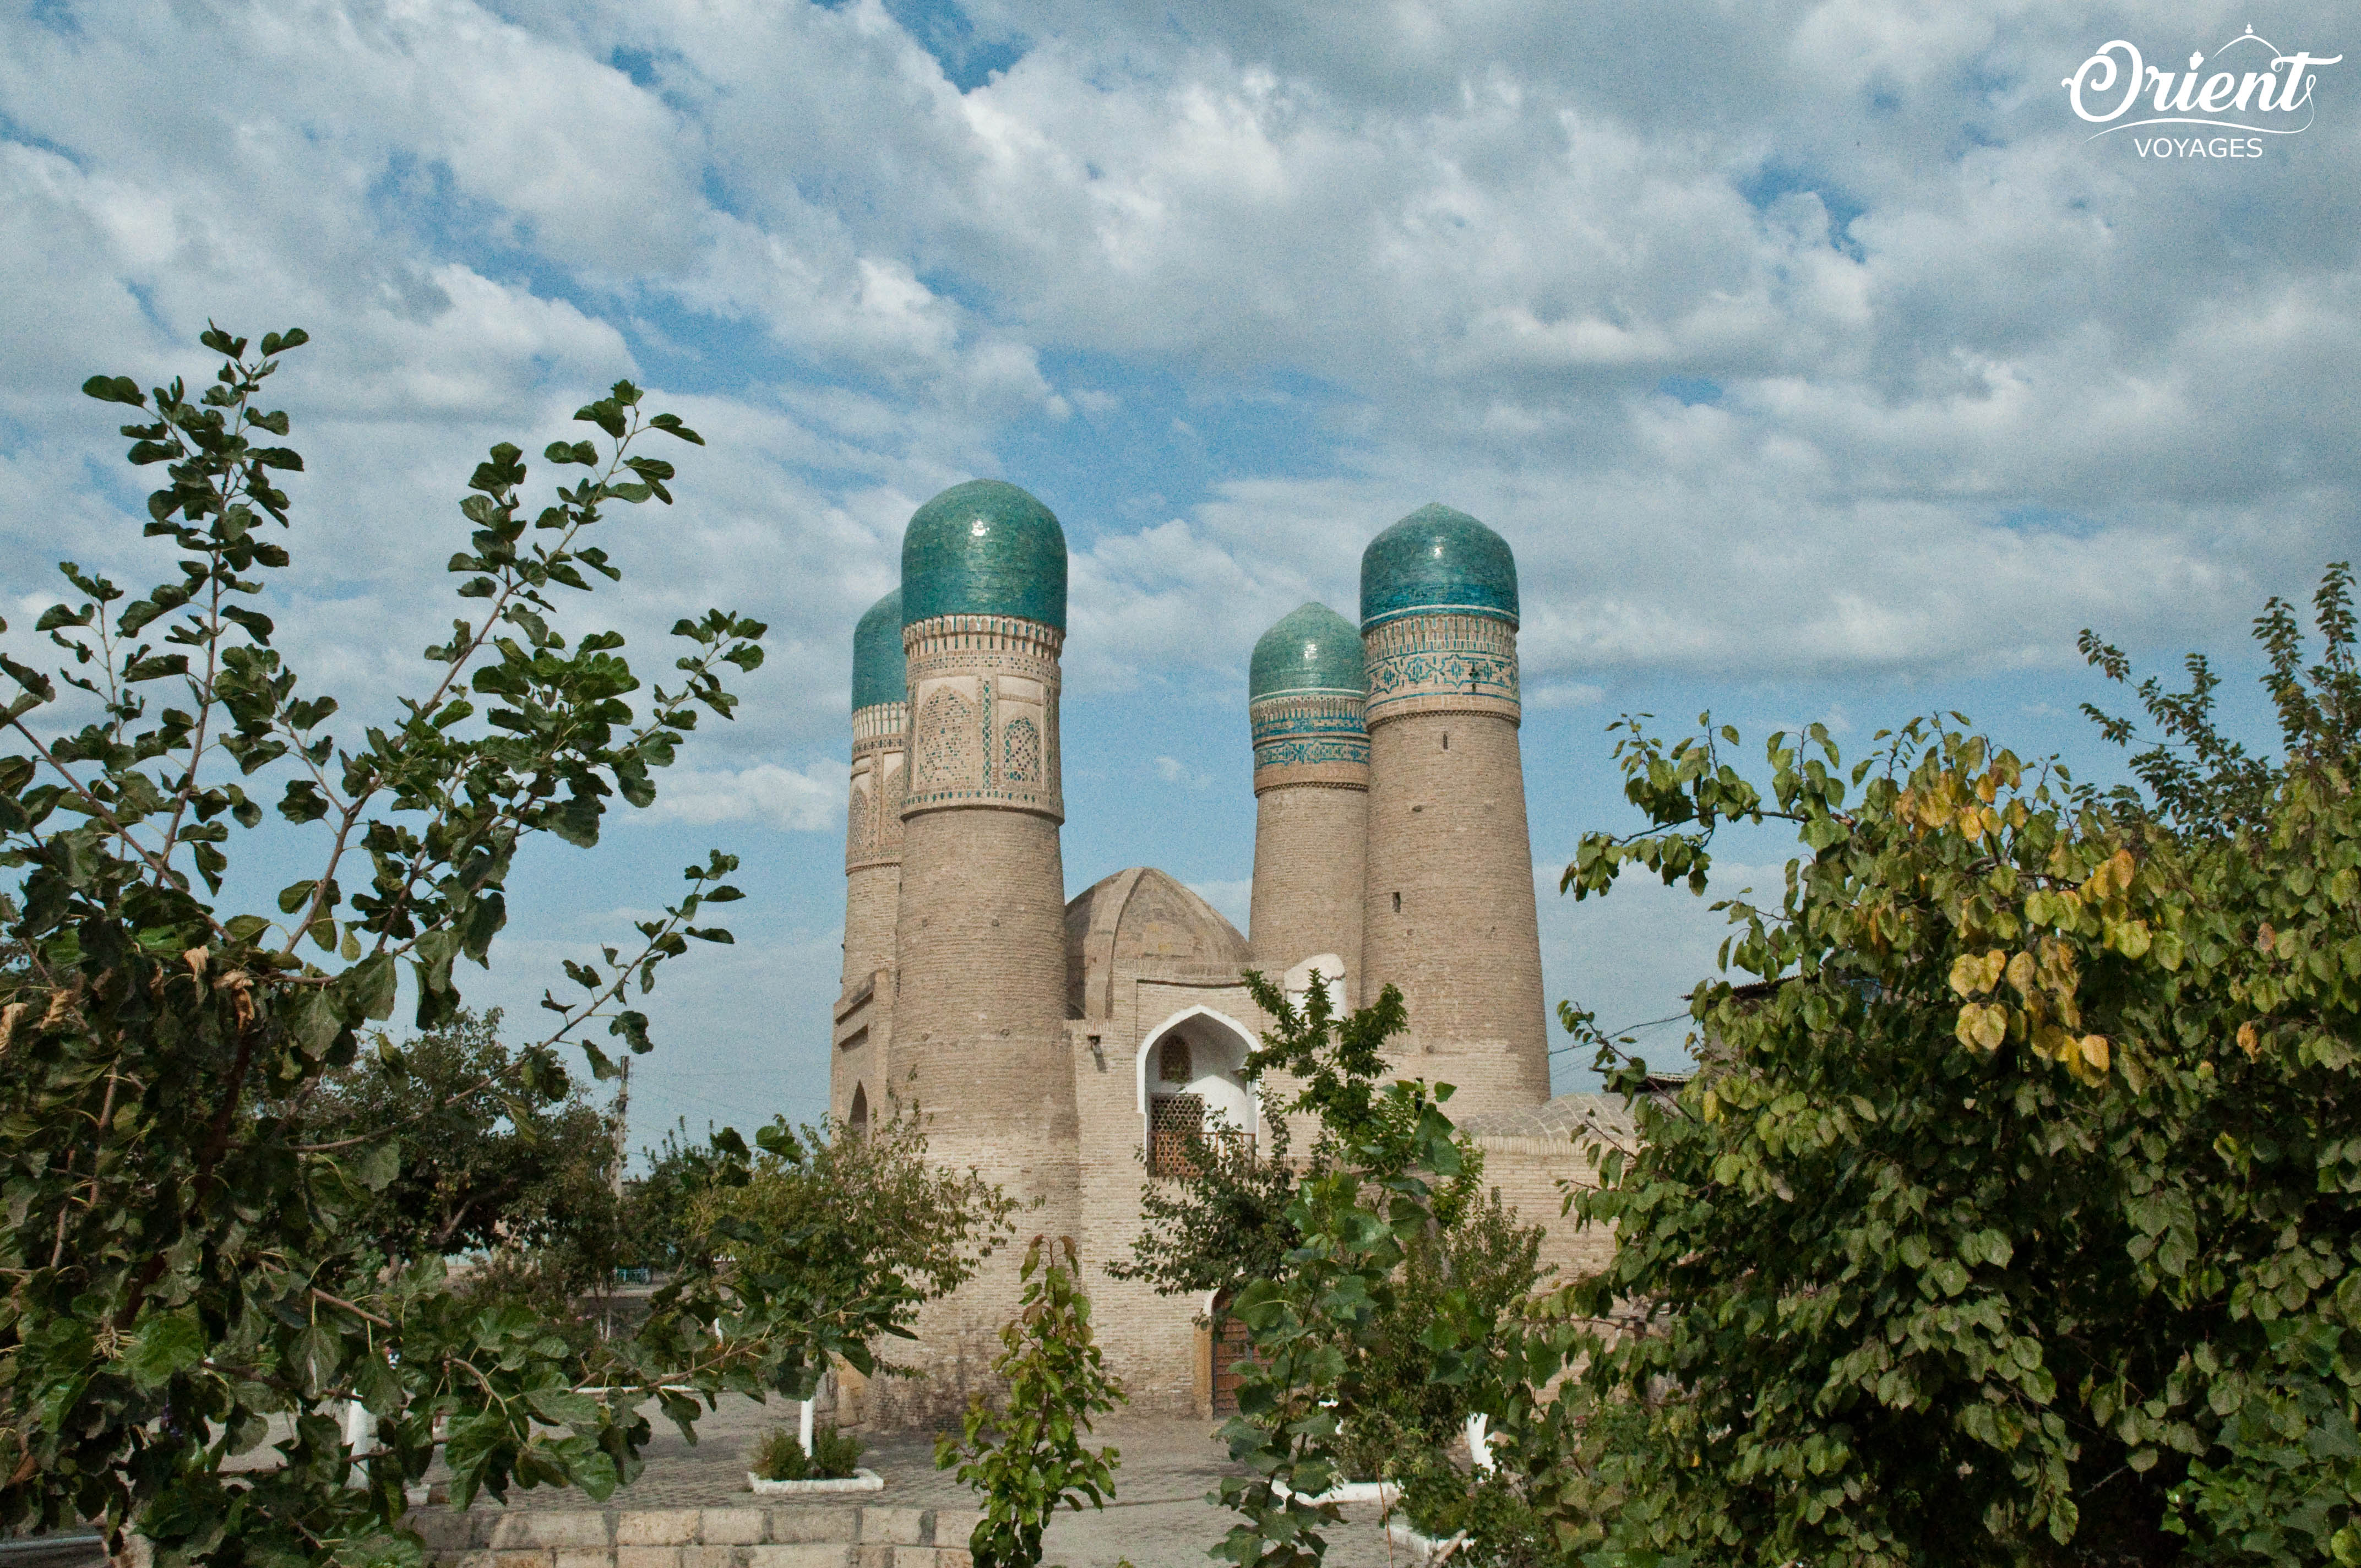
xmin=1136 ymin=1006 xmax=1260 ymax=1176
xmin=848 ymin=1083 xmax=868 ymax=1136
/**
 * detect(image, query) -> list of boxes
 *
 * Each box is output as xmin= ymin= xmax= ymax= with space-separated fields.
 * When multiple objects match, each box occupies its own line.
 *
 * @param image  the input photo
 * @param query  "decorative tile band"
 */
xmin=851 ymin=700 xmax=906 ymax=750
xmin=1249 ymin=690 xmax=1369 ymax=788
xmin=900 ymin=614 xmax=1063 ymax=821
xmin=846 ymin=701 xmax=907 ymax=872
xmin=902 ymin=613 xmax=1064 ymax=663
xmin=1359 ymin=601 xmax=1518 ymax=632
xmin=1362 ymin=611 xmax=1520 ymax=726
xmin=1249 ymin=690 xmax=1365 ymax=742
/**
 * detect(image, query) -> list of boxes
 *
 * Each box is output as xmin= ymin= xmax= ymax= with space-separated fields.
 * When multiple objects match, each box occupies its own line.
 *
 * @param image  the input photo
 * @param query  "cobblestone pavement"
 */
xmin=431 ymin=1397 xmax=1419 ymax=1567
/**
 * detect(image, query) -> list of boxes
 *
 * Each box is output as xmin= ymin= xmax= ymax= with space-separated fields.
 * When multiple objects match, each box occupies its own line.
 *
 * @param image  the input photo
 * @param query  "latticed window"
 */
xmin=1149 ymin=1094 xmax=1253 ymax=1178
xmin=1149 ymin=1093 xmax=1205 ymax=1178
xmin=1159 ymin=1037 xmax=1192 ymax=1082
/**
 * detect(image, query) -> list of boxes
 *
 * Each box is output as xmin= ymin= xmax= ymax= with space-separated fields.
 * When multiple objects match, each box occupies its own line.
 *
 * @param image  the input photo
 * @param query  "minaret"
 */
xmin=1246 ymin=602 xmax=1368 ymax=1005
xmin=834 ymin=589 xmax=905 ymax=1130
xmin=1359 ymin=504 xmax=1550 ymax=1115
xmin=886 ymin=480 xmax=1080 ymax=1397
xmin=843 ymin=589 xmax=907 ymax=990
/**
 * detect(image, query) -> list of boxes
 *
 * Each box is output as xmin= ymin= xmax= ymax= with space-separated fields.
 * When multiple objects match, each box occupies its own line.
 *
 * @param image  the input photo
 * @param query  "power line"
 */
xmin=1549 ymin=1011 xmax=1693 ymax=1055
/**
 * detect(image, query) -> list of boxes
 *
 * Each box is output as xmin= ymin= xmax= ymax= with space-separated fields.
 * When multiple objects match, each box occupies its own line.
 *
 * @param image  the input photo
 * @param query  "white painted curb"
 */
xmin=746 ymin=1468 xmax=886 ymax=1495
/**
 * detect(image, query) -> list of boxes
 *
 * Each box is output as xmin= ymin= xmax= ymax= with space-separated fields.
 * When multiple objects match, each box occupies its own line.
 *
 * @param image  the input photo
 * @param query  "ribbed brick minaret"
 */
xmin=1359 ymin=503 xmax=1549 ymax=1115
xmin=834 ymin=588 xmax=905 ymax=1129
xmin=886 ymin=479 xmax=1079 ymax=1410
xmin=842 ymin=589 xmax=907 ymax=990
xmin=1247 ymin=602 xmax=1368 ymax=1006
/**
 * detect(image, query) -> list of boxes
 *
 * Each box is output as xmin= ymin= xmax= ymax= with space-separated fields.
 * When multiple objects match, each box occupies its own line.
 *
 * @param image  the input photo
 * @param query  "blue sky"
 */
xmin=1 ymin=0 xmax=2353 ymax=1152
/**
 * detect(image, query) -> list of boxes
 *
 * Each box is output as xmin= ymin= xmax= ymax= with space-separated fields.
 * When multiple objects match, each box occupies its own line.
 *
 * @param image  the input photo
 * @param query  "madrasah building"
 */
xmin=828 ymin=479 xmax=1626 ymax=1425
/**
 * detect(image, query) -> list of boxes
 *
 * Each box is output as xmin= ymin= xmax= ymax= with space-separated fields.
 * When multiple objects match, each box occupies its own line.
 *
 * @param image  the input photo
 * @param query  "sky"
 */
xmin=1 ymin=0 xmax=2354 ymax=1152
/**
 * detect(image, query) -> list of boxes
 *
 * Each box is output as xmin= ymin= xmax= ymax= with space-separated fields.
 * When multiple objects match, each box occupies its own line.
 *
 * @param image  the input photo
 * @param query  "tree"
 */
xmin=0 ymin=324 xmax=899 ymax=1567
xmin=1113 ymin=978 xmax=1543 ymax=1491
xmin=1210 ymin=973 xmax=1529 ymax=1568
xmin=1482 ymin=563 xmax=2361 ymax=1565
xmin=683 ymin=1103 xmax=1020 ymax=1347
xmin=1106 ymin=1098 xmax=1308 ymax=1310
xmin=935 ymin=1235 xmax=1128 ymax=1568
xmin=300 ymin=1008 xmax=619 ymax=1289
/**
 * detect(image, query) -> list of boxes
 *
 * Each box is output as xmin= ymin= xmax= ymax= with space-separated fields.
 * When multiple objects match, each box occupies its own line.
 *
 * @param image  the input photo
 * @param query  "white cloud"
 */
xmin=1186 ymin=876 xmax=1253 ymax=931
xmin=1527 ymin=682 xmax=1605 ymax=710
xmin=3 ymin=0 xmax=2354 ymax=1112
xmin=642 ymin=763 xmax=846 ymax=831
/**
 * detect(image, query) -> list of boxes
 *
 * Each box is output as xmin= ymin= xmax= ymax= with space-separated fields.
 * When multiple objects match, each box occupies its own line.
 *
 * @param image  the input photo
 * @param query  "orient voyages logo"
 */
xmin=2063 ymin=27 xmax=2340 ymax=156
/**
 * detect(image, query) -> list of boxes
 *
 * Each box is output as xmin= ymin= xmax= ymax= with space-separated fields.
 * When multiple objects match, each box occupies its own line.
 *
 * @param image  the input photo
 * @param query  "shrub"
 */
xmin=751 ymin=1423 xmax=866 ymax=1481
xmin=937 ymin=1235 xmax=1127 ymax=1568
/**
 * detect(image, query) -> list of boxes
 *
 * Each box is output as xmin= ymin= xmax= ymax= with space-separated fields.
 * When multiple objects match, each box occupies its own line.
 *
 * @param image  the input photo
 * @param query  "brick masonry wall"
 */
xmin=829 ymin=976 xmax=890 ymax=1129
xmin=1471 ymin=1136 xmax=1619 ymax=1285
xmin=839 ymin=865 xmax=901 ymax=1004
xmin=1248 ymin=783 xmax=1367 ymax=1006
xmin=409 ymin=1503 xmax=982 ymax=1568
xmin=1361 ymin=706 xmax=1551 ymax=1118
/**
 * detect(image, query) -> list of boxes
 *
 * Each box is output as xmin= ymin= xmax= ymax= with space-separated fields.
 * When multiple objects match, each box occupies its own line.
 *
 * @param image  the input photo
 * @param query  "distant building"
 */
xmin=829 ymin=481 xmax=1621 ymax=1424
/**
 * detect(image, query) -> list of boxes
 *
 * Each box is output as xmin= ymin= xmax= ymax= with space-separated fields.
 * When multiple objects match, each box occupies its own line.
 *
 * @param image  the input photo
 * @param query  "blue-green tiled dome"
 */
xmin=1359 ymin=503 xmax=1519 ymax=629
xmin=900 ymin=480 xmax=1067 ymax=630
xmin=851 ymin=588 xmax=904 ymax=711
xmin=1249 ymin=602 xmax=1363 ymax=701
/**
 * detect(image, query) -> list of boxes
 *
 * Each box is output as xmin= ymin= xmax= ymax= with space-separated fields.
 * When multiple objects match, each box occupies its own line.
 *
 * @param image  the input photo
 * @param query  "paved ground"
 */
xmin=433 ymin=1397 xmax=1423 ymax=1567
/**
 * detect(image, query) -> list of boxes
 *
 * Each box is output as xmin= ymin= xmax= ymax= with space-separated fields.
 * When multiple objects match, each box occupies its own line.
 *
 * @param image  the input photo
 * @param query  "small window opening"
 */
xmin=1160 ymin=1037 xmax=1193 ymax=1082
xmin=848 ymin=1084 xmax=868 ymax=1136
xmin=1442 ymin=732 xmax=1449 ymax=750
xmin=1392 ymin=891 xmax=1402 ymax=914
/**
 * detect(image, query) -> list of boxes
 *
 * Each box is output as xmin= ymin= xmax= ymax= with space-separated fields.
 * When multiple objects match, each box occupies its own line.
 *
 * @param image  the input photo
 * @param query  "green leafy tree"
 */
xmin=937 ymin=1235 xmax=1128 ymax=1568
xmin=300 ymin=1007 xmax=620 ymax=1287
xmin=1113 ymin=975 xmax=1542 ymax=1498
xmin=685 ymin=1103 xmax=1020 ymax=1344
xmin=1482 ymin=564 xmax=2361 ymax=1565
xmin=1106 ymin=1099 xmax=1309 ymax=1309
xmin=1211 ymin=973 xmax=1523 ymax=1568
xmin=0 ymin=324 xmax=905 ymax=1567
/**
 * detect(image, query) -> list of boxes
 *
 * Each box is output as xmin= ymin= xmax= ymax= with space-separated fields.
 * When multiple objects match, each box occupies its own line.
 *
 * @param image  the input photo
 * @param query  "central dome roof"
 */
xmin=1359 ymin=503 xmax=1519 ymax=629
xmin=901 ymin=480 xmax=1067 ymax=630
xmin=851 ymin=587 xmax=904 ymax=711
xmin=1249 ymin=602 xmax=1363 ymax=700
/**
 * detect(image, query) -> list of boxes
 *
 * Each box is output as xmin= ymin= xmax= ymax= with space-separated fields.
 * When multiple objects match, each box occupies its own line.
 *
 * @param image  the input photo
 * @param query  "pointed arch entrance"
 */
xmin=1135 ymin=1006 xmax=1260 ymax=1179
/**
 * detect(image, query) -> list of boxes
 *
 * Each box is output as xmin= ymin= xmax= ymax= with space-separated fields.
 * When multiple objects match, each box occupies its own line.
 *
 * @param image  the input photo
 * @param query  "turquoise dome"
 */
xmin=1249 ymin=602 xmax=1363 ymax=701
xmin=900 ymin=480 xmax=1067 ymax=630
xmin=1359 ymin=503 xmax=1519 ymax=629
xmin=851 ymin=588 xmax=904 ymax=711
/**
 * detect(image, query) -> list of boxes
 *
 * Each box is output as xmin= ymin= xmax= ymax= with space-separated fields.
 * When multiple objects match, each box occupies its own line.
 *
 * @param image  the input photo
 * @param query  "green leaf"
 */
xmin=293 ymin=1324 xmax=342 ymax=1394
xmin=342 ymin=952 xmax=398 ymax=1022
xmin=347 ymin=1140 xmax=400 ymax=1192
xmin=124 ymin=1310 xmax=205 ymax=1390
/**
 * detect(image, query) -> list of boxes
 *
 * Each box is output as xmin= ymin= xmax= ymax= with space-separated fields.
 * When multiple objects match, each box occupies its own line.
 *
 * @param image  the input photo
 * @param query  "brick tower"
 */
xmin=885 ymin=479 xmax=1080 ymax=1409
xmin=1358 ymin=503 xmax=1550 ymax=1115
xmin=833 ymin=588 xmax=904 ymax=1131
xmin=1246 ymin=602 xmax=1368 ymax=1005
